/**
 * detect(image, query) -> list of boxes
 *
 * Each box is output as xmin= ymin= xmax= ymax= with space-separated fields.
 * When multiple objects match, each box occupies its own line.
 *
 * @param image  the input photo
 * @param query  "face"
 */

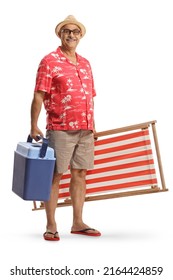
xmin=60 ymin=24 xmax=82 ymax=50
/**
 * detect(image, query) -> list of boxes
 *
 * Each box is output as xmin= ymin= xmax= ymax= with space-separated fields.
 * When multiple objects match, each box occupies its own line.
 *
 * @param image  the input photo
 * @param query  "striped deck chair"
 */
xmin=32 ymin=120 xmax=168 ymax=210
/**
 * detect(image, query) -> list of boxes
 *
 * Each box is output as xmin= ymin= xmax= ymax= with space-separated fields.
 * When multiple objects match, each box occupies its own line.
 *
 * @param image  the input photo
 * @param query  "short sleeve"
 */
xmin=34 ymin=58 xmax=52 ymax=93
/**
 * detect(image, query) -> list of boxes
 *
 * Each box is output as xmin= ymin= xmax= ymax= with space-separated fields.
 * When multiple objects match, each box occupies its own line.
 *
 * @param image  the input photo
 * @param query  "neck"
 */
xmin=60 ymin=46 xmax=76 ymax=57
xmin=60 ymin=46 xmax=77 ymax=64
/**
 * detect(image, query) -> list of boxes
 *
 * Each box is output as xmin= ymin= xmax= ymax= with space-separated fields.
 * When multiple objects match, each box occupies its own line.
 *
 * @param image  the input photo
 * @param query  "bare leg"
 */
xmin=70 ymin=169 xmax=100 ymax=235
xmin=44 ymin=172 xmax=62 ymax=238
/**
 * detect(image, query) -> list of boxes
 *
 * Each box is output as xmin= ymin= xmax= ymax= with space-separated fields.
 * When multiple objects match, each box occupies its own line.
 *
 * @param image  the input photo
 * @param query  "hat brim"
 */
xmin=55 ymin=20 xmax=86 ymax=38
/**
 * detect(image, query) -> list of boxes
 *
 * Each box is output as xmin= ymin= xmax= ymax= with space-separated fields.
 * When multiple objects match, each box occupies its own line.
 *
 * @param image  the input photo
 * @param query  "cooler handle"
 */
xmin=27 ymin=135 xmax=48 ymax=158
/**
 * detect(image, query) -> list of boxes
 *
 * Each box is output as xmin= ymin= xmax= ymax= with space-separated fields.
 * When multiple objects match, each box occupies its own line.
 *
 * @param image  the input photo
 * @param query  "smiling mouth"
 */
xmin=66 ymin=39 xmax=76 ymax=42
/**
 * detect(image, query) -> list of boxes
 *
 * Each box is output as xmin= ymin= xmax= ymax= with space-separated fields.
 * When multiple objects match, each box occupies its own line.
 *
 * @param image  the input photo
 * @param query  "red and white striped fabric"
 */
xmin=59 ymin=129 xmax=158 ymax=199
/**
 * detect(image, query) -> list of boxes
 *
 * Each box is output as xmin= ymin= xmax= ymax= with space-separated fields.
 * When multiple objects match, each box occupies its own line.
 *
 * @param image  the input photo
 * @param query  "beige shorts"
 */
xmin=46 ymin=130 xmax=94 ymax=173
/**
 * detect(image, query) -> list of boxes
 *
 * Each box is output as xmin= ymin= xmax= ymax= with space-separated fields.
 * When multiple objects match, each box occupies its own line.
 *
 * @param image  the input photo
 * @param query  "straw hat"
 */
xmin=55 ymin=15 xmax=86 ymax=38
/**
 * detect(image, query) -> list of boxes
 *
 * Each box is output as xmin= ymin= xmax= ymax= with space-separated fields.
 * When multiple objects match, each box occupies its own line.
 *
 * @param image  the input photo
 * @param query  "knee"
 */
xmin=52 ymin=172 xmax=63 ymax=185
xmin=71 ymin=169 xmax=87 ymax=180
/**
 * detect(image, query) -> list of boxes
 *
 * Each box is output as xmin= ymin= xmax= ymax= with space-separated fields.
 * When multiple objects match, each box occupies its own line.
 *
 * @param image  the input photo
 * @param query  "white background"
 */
xmin=0 ymin=0 xmax=173 ymax=279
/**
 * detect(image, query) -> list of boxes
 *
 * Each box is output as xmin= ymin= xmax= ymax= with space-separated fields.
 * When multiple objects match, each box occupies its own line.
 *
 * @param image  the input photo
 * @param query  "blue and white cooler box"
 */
xmin=12 ymin=136 xmax=56 ymax=201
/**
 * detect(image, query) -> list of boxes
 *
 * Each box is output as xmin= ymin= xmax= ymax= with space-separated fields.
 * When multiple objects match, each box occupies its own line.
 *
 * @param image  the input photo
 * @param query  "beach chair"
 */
xmin=32 ymin=120 xmax=168 ymax=210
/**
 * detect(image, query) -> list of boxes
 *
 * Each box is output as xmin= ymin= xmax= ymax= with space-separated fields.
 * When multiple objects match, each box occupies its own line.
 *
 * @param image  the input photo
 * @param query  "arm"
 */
xmin=30 ymin=90 xmax=45 ymax=141
xmin=92 ymin=99 xmax=98 ymax=140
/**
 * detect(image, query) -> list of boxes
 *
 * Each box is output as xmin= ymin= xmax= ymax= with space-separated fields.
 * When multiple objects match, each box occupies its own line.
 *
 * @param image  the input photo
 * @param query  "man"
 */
xmin=30 ymin=15 xmax=101 ymax=240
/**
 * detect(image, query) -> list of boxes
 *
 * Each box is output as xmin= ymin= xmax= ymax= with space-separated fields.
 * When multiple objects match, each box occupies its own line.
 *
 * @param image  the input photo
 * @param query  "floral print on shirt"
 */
xmin=34 ymin=47 xmax=96 ymax=130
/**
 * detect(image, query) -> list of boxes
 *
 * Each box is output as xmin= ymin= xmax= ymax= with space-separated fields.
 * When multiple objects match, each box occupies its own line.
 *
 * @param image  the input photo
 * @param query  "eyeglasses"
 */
xmin=61 ymin=29 xmax=81 ymax=36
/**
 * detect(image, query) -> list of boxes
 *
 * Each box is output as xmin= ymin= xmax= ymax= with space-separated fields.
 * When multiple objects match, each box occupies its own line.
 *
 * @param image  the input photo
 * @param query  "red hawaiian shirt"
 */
xmin=34 ymin=47 xmax=96 ymax=130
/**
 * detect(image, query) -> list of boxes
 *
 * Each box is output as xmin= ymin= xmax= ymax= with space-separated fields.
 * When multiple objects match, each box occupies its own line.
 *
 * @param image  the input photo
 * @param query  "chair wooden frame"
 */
xmin=32 ymin=120 xmax=168 ymax=211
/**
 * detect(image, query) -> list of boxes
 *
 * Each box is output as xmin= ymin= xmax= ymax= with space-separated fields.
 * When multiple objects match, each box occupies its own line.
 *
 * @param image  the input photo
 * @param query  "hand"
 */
xmin=30 ymin=126 xmax=44 ymax=141
xmin=93 ymin=128 xmax=98 ymax=141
